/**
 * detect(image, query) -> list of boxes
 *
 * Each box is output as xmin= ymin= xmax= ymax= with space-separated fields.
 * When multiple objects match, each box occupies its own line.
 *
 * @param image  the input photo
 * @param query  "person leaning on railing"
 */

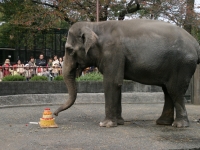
xmin=52 ymin=63 xmax=59 ymax=78
xmin=52 ymin=55 xmax=59 ymax=77
xmin=24 ymin=64 xmax=32 ymax=81
xmin=58 ymin=57 xmax=63 ymax=75
xmin=3 ymin=59 xmax=11 ymax=77
xmin=28 ymin=56 xmax=36 ymax=77
xmin=35 ymin=54 xmax=46 ymax=76
xmin=16 ymin=60 xmax=25 ymax=76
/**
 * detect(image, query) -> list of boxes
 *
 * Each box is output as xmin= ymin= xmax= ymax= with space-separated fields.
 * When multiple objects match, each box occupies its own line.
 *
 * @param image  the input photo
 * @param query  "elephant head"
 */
xmin=54 ymin=23 xmax=99 ymax=116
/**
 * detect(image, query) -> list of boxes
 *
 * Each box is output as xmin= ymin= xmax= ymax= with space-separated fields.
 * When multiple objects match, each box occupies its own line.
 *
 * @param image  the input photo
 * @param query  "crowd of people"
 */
xmin=0 ymin=54 xmax=64 ymax=81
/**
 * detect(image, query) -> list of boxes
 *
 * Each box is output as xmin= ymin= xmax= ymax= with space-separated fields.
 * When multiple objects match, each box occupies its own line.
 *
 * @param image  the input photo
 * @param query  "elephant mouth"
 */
xmin=75 ymin=63 xmax=84 ymax=78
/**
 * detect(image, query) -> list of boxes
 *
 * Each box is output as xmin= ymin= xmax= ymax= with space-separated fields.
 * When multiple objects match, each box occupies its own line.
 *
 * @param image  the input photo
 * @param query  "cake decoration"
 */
xmin=39 ymin=108 xmax=58 ymax=128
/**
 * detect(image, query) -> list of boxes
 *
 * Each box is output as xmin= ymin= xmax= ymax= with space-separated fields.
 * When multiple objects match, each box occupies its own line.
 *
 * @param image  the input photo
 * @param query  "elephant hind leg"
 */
xmin=156 ymin=86 xmax=174 ymax=125
xmin=165 ymin=78 xmax=190 ymax=127
xmin=169 ymin=93 xmax=189 ymax=127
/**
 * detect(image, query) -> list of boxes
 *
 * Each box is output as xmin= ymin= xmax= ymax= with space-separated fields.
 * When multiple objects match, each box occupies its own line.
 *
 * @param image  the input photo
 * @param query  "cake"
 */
xmin=39 ymin=108 xmax=58 ymax=128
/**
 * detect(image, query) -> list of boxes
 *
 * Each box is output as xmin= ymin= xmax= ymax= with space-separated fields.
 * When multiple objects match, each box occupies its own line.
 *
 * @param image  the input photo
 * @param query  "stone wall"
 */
xmin=0 ymin=81 xmax=190 ymax=97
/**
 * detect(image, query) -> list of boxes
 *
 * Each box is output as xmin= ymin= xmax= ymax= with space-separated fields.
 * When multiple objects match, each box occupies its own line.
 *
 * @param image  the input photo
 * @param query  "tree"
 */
xmin=184 ymin=0 xmax=195 ymax=33
xmin=0 ymin=0 xmax=200 ymax=49
xmin=1 ymin=0 xmax=199 ymax=29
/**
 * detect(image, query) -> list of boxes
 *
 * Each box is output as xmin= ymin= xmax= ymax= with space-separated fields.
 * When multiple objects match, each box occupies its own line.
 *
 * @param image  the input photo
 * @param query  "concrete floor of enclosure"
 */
xmin=0 ymin=103 xmax=200 ymax=150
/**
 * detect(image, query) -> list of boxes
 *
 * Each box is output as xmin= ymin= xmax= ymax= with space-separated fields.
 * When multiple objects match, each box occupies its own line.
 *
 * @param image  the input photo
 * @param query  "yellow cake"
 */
xmin=39 ymin=108 xmax=58 ymax=127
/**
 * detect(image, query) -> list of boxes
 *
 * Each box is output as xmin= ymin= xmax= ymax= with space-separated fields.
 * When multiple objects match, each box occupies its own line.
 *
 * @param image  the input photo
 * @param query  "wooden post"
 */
xmin=191 ymin=64 xmax=200 ymax=105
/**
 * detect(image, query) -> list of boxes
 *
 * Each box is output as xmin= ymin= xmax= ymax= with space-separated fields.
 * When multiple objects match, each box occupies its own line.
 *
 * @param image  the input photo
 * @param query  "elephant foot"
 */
xmin=156 ymin=117 xmax=174 ymax=125
xmin=99 ymin=117 xmax=124 ymax=127
xmin=172 ymin=118 xmax=189 ymax=128
xmin=99 ymin=120 xmax=117 ymax=127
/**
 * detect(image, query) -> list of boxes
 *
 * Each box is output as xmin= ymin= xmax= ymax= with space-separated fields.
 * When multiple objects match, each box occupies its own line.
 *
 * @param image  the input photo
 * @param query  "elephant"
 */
xmin=54 ymin=19 xmax=200 ymax=128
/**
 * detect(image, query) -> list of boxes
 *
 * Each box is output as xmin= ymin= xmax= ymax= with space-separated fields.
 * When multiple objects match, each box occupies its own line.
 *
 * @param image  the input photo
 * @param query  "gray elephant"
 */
xmin=54 ymin=19 xmax=200 ymax=128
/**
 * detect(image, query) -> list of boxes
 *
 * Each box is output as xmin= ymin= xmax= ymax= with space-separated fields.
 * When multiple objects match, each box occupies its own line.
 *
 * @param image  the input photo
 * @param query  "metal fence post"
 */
xmin=191 ymin=64 xmax=200 ymax=105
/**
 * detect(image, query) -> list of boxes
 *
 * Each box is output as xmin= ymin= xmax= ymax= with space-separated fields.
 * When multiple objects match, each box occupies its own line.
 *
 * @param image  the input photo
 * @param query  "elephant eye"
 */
xmin=81 ymin=34 xmax=85 ymax=43
xmin=66 ymin=47 xmax=74 ymax=55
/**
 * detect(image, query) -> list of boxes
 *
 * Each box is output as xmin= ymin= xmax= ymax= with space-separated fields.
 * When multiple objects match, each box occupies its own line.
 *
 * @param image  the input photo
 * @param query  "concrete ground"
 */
xmin=0 ymin=103 xmax=200 ymax=150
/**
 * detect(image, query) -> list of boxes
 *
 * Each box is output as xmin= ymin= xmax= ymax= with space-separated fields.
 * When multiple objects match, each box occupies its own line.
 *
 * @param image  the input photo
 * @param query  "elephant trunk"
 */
xmin=54 ymin=58 xmax=77 ymax=116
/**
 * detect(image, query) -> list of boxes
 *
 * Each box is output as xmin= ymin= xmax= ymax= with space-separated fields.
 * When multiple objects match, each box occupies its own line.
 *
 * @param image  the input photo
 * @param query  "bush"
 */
xmin=76 ymin=72 xmax=103 ymax=81
xmin=2 ymin=75 xmax=26 ymax=81
xmin=52 ymin=72 xmax=103 ymax=81
xmin=53 ymin=75 xmax=64 ymax=81
xmin=30 ymin=76 xmax=48 ymax=81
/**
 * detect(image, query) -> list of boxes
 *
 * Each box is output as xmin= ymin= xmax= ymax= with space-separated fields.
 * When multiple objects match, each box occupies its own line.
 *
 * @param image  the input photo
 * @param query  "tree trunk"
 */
xmin=184 ymin=0 xmax=194 ymax=34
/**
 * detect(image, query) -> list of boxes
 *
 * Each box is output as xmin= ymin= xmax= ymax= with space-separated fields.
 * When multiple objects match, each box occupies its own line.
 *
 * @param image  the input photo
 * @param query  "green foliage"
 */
xmin=2 ymin=75 xmax=26 ymax=81
xmin=76 ymin=72 xmax=103 ymax=81
xmin=51 ymin=72 xmax=103 ymax=81
xmin=53 ymin=75 xmax=64 ymax=81
xmin=0 ymin=0 xmax=69 ymax=49
xmin=191 ymin=27 xmax=200 ymax=42
xmin=0 ymin=0 xmax=197 ymax=51
xmin=30 ymin=76 xmax=48 ymax=81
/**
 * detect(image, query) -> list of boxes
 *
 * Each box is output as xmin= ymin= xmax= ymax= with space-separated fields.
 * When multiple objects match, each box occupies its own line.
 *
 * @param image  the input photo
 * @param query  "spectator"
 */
xmin=42 ymin=67 xmax=50 ymax=76
xmin=24 ymin=64 xmax=31 ymax=81
xmin=9 ymin=65 xmax=19 ymax=76
xmin=59 ymin=57 xmax=63 ymax=67
xmin=52 ymin=62 xmax=59 ymax=77
xmin=3 ymin=59 xmax=11 ymax=77
xmin=88 ymin=66 xmax=95 ymax=73
xmin=16 ymin=60 xmax=25 ymax=76
xmin=3 ymin=64 xmax=11 ymax=77
xmin=4 ymin=59 xmax=10 ymax=66
xmin=52 ymin=55 xmax=59 ymax=77
xmin=82 ymin=67 xmax=90 ymax=76
xmin=0 ymin=66 xmax=3 ymax=81
xmin=42 ymin=68 xmax=52 ymax=81
xmin=47 ymin=58 xmax=53 ymax=78
xmin=52 ymin=55 xmax=59 ymax=66
xmin=28 ymin=56 xmax=36 ymax=77
xmin=47 ymin=58 xmax=53 ymax=68
xmin=35 ymin=54 xmax=46 ymax=76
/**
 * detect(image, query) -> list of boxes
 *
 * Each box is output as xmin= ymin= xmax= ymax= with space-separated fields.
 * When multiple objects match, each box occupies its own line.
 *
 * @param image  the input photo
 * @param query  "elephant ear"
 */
xmin=81 ymin=27 xmax=98 ymax=54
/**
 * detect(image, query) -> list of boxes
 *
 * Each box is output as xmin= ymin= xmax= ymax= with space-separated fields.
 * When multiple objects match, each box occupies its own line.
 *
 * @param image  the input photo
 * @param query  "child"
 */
xmin=42 ymin=68 xmax=52 ymax=81
xmin=24 ymin=64 xmax=31 ymax=81
xmin=28 ymin=56 xmax=36 ymax=77
xmin=47 ymin=58 xmax=53 ymax=77
xmin=3 ymin=64 xmax=11 ymax=77
xmin=0 ymin=66 xmax=3 ymax=81
xmin=3 ymin=59 xmax=11 ymax=77
xmin=9 ymin=65 xmax=19 ymax=76
xmin=52 ymin=63 xmax=59 ymax=77
xmin=16 ymin=60 xmax=25 ymax=76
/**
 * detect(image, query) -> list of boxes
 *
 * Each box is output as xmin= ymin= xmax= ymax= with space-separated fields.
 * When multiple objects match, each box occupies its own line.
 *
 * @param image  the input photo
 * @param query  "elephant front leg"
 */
xmin=99 ymin=82 xmax=124 ymax=127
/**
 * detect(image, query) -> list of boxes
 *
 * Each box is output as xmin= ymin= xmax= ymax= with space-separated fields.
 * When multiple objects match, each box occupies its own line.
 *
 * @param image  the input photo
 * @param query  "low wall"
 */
xmin=0 ymin=81 xmax=192 ymax=106
xmin=0 ymin=81 xmax=191 ymax=98
xmin=0 ymin=81 xmax=164 ymax=96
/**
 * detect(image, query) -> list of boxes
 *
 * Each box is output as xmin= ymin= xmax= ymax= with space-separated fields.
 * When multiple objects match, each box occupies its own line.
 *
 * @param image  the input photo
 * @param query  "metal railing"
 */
xmin=0 ymin=66 xmax=62 ymax=80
